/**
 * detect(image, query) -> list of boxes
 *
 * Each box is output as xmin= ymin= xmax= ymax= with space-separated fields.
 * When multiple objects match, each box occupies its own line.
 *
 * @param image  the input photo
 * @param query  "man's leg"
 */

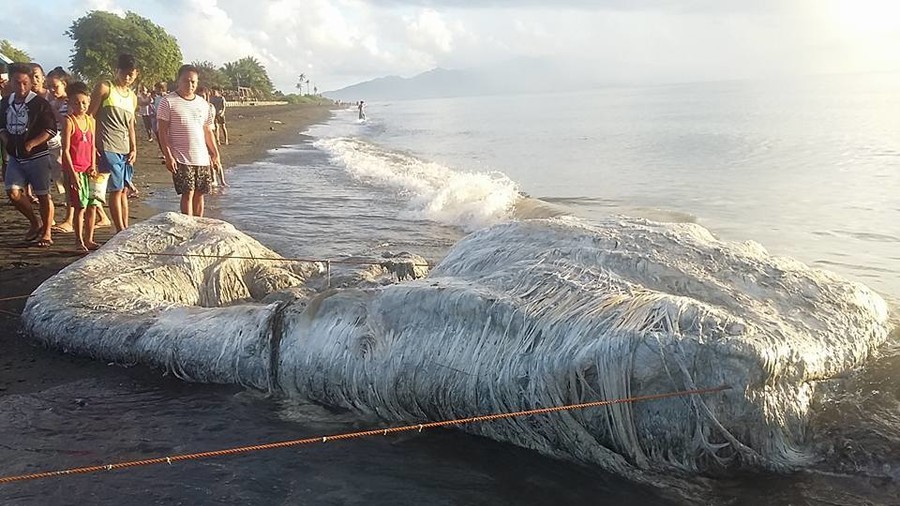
xmin=221 ymin=123 xmax=228 ymax=145
xmin=36 ymin=194 xmax=54 ymax=244
xmin=7 ymin=189 xmax=40 ymax=239
xmin=109 ymin=190 xmax=127 ymax=232
xmin=96 ymin=205 xmax=111 ymax=227
xmin=121 ymin=187 xmax=130 ymax=229
xmin=180 ymin=191 xmax=194 ymax=215
xmin=73 ymin=206 xmax=86 ymax=250
xmin=192 ymin=192 xmax=205 ymax=217
xmin=84 ymin=206 xmax=99 ymax=249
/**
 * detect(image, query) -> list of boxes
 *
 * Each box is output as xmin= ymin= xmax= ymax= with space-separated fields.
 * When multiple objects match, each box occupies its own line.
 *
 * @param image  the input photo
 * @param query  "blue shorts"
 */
xmin=98 ymin=151 xmax=134 ymax=192
xmin=4 ymin=154 xmax=52 ymax=196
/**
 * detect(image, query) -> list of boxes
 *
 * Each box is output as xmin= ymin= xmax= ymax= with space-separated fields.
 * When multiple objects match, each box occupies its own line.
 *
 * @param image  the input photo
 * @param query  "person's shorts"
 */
xmin=67 ymin=172 xmax=102 ymax=209
xmin=4 ymin=154 xmax=52 ymax=195
xmin=173 ymin=163 xmax=212 ymax=195
xmin=215 ymin=114 xmax=226 ymax=126
xmin=98 ymin=151 xmax=134 ymax=192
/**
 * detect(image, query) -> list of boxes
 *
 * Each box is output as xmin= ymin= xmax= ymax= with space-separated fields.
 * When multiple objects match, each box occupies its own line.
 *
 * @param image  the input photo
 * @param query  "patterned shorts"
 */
xmin=173 ymin=163 xmax=212 ymax=195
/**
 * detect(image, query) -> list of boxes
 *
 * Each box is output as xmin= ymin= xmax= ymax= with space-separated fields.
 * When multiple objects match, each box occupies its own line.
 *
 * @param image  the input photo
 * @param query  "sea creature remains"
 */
xmin=22 ymin=212 xmax=891 ymax=482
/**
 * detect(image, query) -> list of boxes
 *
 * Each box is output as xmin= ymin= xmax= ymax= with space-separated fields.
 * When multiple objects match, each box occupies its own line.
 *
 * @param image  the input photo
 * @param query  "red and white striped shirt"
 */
xmin=157 ymin=92 xmax=213 ymax=166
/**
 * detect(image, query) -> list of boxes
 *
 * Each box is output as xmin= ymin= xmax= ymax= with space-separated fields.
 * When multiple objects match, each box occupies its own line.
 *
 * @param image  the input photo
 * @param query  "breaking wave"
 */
xmin=313 ymin=137 xmax=522 ymax=231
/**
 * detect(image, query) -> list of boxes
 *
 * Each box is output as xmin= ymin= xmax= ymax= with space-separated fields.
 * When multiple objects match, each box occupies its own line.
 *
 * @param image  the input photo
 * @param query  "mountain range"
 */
xmin=325 ymin=59 xmax=598 ymax=101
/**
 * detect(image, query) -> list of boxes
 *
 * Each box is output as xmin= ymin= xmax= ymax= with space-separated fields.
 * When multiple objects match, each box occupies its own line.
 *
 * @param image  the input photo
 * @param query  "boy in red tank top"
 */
xmin=61 ymin=82 xmax=101 ymax=251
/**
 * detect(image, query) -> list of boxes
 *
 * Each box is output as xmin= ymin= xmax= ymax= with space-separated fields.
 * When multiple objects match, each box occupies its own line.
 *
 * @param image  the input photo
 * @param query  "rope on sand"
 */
xmin=0 ymin=385 xmax=730 ymax=484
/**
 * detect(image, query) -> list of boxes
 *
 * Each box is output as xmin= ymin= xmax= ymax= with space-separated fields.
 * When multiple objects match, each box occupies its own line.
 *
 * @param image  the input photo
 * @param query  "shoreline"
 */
xmin=0 ymin=104 xmax=334 ymax=395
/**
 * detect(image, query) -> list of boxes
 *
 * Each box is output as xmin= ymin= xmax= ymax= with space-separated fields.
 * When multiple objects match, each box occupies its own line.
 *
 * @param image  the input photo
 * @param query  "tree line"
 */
xmin=2 ymin=10 xmax=318 ymax=101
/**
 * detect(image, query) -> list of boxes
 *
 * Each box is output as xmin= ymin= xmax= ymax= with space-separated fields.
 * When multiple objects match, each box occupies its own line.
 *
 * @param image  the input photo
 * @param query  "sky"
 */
xmin=4 ymin=0 xmax=900 ymax=92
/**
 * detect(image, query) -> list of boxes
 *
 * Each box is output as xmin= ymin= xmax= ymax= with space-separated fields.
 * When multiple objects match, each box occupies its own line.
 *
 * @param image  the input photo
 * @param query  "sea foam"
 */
xmin=314 ymin=137 xmax=520 ymax=230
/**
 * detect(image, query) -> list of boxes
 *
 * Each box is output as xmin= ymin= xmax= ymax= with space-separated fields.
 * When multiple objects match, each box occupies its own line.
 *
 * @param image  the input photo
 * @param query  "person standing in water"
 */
xmin=88 ymin=54 xmax=138 ymax=233
xmin=157 ymin=64 xmax=220 ymax=217
xmin=209 ymin=87 xmax=228 ymax=146
xmin=358 ymin=100 xmax=366 ymax=120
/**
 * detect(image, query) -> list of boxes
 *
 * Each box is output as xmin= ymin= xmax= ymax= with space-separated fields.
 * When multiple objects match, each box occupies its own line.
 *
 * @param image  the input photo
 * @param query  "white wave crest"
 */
xmin=314 ymin=137 xmax=520 ymax=231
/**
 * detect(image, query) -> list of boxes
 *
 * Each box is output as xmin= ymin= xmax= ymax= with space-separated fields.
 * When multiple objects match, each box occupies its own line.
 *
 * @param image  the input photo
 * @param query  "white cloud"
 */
xmin=406 ymin=9 xmax=455 ymax=53
xmin=15 ymin=0 xmax=900 ymax=93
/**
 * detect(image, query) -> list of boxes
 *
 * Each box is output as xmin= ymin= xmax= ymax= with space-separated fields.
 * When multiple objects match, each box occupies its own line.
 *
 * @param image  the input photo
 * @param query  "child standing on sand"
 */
xmin=61 ymin=82 xmax=101 ymax=251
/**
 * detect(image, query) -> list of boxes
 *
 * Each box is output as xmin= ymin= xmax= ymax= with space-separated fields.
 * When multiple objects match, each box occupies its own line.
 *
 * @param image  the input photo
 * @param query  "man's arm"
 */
xmin=158 ymin=118 xmax=174 ymax=173
xmin=204 ymin=123 xmax=220 ymax=169
xmin=87 ymin=81 xmax=109 ymax=118
xmin=0 ymin=99 xmax=8 ymax=145
xmin=156 ymin=97 xmax=175 ymax=173
xmin=127 ymin=114 xmax=137 ymax=164
xmin=24 ymin=101 xmax=57 ymax=154
xmin=61 ymin=118 xmax=78 ymax=188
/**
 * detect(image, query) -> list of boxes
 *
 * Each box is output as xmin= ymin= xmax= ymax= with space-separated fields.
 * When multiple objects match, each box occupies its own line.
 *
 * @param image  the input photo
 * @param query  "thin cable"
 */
xmin=0 ymin=385 xmax=729 ymax=484
xmin=0 ymin=294 xmax=32 ymax=303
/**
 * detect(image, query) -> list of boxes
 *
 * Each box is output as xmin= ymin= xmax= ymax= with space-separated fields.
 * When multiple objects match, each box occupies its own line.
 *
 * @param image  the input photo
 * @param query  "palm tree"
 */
xmin=221 ymin=56 xmax=274 ymax=98
xmin=296 ymin=73 xmax=306 ymax=94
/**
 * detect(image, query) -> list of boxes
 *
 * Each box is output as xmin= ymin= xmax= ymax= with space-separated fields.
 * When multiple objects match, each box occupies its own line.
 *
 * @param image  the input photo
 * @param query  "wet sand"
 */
xmin=0 ymin=104 xmax=334 ymax=395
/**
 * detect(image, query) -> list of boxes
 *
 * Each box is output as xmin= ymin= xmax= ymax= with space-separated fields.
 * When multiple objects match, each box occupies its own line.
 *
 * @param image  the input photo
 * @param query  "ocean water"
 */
xmin=5 ymin=76 xmax=900 ymax=505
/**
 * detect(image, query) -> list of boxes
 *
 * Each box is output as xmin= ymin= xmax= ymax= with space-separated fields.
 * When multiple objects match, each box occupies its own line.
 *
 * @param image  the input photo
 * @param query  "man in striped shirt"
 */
xmin=157 ymin=64 xmax=220 ymax=217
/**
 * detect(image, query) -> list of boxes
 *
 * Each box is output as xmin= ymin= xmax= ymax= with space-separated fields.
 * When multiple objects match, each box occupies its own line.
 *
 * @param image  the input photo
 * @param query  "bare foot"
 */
xmin=95 ymin=220 xmax=111 ymax=229
xmin=24 ymin=225 xmax=41 ymax=242
xmin=84 ymin=241 xmax=101 ymax=251
xmin=52 ymin=222 xmax=74 ymax=233
xmin=75 ymin=243 xmax=89 ymax=252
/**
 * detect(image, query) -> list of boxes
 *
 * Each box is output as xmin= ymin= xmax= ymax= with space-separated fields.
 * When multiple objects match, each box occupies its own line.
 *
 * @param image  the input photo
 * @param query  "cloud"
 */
xmin=12 ymin=0 xmax=900 ymax=94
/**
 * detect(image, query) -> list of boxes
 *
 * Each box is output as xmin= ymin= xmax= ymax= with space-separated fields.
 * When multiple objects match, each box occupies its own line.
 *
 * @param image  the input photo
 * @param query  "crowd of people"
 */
xmin=0 ymin=53 xmax=231 ymax=251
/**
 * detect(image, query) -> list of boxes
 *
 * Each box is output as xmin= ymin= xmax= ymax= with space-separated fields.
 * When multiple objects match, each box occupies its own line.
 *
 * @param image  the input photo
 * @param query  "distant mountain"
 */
xmin=325 ymin=58 xmax=596 ymax=101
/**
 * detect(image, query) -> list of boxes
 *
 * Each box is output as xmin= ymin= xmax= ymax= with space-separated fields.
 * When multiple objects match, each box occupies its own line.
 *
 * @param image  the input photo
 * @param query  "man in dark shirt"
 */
xmin=209 ymin=87 xmax=228 ymax=145
xmin=0 ymin=63 xmax=58 ymax=246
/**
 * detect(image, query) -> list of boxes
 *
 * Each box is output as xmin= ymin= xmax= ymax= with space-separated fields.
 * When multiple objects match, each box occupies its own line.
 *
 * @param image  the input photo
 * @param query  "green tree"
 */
xmin=296 ymin=73 xmax=306 ymax=93
xmin=192 ymin=60 xmax=229 ymax=89
xmin=66 ymin=11 xmax=182 ymax=86
xmin=221 ymin=56 xmax=274 ymax=99
xmin=0 ymin=40 xmax=31 ymax=63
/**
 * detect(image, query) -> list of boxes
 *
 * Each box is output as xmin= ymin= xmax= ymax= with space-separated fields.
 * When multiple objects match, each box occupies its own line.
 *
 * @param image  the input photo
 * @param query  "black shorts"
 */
xmin=215 ymin=114 xmax=226 ymax=126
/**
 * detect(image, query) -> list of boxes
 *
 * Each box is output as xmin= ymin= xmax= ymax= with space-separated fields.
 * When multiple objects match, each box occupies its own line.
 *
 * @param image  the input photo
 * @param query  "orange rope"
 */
xmin=0 ymin=385 xmax=729 ymax=484
xmin=122 ymin=251 xmax=431 ymax=267
xmin=0 ymin=294 xmax=32 ymax=303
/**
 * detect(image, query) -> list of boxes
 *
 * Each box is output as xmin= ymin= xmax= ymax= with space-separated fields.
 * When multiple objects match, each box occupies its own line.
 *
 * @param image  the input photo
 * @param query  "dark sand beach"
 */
xmin=0 ymin=104 xmax=333 ymax=395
